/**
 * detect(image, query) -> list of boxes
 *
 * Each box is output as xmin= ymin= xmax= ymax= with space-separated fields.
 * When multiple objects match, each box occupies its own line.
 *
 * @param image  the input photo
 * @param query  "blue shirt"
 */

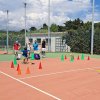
xmin=22 ymin=50 xmax=28 ymax=57
xmin=33 ymin=43 xmax=38 ymax=50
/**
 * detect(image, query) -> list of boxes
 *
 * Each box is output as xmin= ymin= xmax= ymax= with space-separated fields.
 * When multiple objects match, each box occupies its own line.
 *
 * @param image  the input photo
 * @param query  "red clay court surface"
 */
xmin=0 ymin=50 xmax=6 ymax=54
xmin=0 ymin=57 xmax=100 ymax=100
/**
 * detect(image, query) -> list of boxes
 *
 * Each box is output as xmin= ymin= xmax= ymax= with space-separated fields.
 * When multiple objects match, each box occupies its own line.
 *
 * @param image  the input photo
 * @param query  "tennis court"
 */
xmin=0 ymin=53 xmax=100 ymax=100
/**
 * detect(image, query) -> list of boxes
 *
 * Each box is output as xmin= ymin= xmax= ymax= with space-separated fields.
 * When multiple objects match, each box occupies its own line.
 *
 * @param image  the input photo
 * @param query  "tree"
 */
xmin=30 ymin=27 xmax=37 ymax=31
xmin=64 ymin=18 xmax=84 ymax=30
xmin=20 ymin=29 xmax=28 ymax=33
xmin=50 ymin=24 xmax=58 ymax=32
xmin=42 ymin=23 xmax=48 ymax=30
xmin=64 ymin=20 xmax=73 ymax=30
xmin=62 ymin=22 xmax=91 ymax=53
xmin=94 ymin=27 xmax=100 ymax=54
xmin=58 ymin=25 xmax=65 ymax=32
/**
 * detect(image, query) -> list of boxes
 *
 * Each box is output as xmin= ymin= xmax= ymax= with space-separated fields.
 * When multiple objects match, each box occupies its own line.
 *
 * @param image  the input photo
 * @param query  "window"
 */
xmin=29 ymin=38 xmax=33 ymax=43
xmin=46 ymin=39 xmax=48 ymax=43
xmin=37 ymin=38 xmax=41 ymax=44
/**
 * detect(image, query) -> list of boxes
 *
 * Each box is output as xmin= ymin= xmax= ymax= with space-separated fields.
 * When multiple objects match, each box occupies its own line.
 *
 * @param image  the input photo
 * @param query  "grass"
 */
xmin=46 ymin=52 xmax=100 ymax=59
xmin=0 ymin=52 xmax=100 ymax=62
xmin=0 ymin=54 xmax=15 ymax=61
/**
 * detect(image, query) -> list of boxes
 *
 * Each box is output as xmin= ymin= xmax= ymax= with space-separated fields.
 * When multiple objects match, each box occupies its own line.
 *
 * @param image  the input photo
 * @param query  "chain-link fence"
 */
xmin=0 ymin=39 xmax=25 ymax=50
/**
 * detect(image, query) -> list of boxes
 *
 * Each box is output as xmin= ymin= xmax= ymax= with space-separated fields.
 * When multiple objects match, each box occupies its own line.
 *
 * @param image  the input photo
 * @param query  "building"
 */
xmin=26 ymin=32 xmax=70 ymax=52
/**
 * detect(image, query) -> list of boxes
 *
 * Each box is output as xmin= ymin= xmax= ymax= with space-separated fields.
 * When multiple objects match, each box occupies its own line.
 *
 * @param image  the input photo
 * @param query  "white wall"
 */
xmin=51 ymin=37 xmax=56 ymax=52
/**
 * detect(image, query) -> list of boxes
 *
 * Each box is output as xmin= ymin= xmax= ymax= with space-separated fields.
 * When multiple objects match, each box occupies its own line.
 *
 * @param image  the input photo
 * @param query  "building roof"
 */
xmin=28 ymin=32 xmax=67 ymax=37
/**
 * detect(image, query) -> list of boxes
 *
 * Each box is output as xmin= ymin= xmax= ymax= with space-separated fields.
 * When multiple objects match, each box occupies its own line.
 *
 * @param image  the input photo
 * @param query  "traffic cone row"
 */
xmin=10 ymin=54 xmax=91 ymax=76
xmin=10 ymin=61 xmax=43 ymax=75
xmin=60 ymin=54 xmax=90 ymax=62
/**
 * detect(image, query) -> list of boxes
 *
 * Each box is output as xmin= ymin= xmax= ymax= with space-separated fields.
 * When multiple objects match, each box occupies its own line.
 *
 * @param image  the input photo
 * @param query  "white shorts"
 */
xmin=42 ymin=48 xmax=46 ymax=51
xmin=18 ymin=54 xmax=22 ymax=59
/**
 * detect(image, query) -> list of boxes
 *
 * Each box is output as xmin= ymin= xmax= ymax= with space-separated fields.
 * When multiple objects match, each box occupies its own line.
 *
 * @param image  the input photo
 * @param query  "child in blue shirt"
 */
xmin=33 ymin=40 xmax=38 ymax=51
xmin=22 ymin=47 xmax=29 ymax=64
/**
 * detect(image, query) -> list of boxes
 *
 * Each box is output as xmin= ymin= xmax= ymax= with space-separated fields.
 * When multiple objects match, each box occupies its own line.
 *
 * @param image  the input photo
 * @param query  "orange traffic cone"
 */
xmin=65 ymin=55 xmax=67 ymax=60
xmin=18 ymin=67 xmax=21 ymax=75
xmin=26 ymin=67 xmax=30 ymax=74
xmin=87 ymin=56 xmax=90 ymax=60
xmin=11 ymin=61 xmax=14 ymax=68
xmin=17 ymin=64 xmax=20 ymax=71
xmin=39 ymin=62 xmax=42 ymax=69
xmin=77 ymin=55 xmax=80 ymax=60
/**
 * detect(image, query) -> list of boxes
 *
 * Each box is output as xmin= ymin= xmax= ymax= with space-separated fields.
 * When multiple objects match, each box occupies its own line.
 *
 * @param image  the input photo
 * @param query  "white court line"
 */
xmin=19 ymin=67 xmax=100 ymax=80
xmin=0 ymin=71 xmax=61 ymax=100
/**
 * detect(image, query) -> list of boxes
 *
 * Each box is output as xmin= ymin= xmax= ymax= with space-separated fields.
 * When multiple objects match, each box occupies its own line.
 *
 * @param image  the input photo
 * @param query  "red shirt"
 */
xmin=14 ymin=43 xmax=20 ymax=50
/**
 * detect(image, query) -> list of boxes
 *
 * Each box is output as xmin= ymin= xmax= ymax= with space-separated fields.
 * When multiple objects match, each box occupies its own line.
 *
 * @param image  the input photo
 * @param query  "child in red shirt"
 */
xmin=13 ymin=41 xmax=21 ymax=57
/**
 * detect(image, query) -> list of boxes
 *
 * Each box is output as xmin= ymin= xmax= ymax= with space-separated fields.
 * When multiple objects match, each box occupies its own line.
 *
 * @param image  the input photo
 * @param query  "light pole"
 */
xmin=48 ymin=0 xmax=51 ymax=52
xmin=6 ymin=10 xmax=9 ymax=53
xmin=24 ymin=2 xmax=27 ymax=46
xmin=91 ymin=0 xmax=94 ymax=55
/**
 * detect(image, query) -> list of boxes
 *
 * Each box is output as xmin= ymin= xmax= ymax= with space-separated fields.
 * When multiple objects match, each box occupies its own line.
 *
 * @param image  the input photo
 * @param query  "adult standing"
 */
xmin=27 ymin=42 xmax=31 ymax=57
xmin=41 ymin=39 xmax=46 ymax=57
xmin=33 ymin=40 xmax=38 ymax=52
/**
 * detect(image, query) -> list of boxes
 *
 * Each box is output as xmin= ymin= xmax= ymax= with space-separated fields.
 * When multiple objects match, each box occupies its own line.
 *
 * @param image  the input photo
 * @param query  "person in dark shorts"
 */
xmin=22 ymin=47 xmax=29 ymax=64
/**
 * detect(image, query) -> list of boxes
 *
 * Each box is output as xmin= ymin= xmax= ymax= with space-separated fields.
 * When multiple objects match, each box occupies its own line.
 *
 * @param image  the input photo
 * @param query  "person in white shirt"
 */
xmin=27 ymin=42 xmax=31 ymax=58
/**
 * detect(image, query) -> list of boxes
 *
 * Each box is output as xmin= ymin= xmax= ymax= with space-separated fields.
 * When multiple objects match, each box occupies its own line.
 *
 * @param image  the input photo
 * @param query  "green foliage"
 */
xmin=30 ymin=29 xmax=48 ymax=33
xmin=30 ymin=27 xmax=37 ymax=31
xmin=19 ymin=29 xmax=25 ymax=33
xmin=63 ymin=20 xmax=100 ymax=54
xmin=94 ymin=27 xmax=100 ymax=54
xmin=58 ymin=25 xmax=65 ymax=32
xmin=50 ymin=24 xmax=58 ymax=32
xmin=64 ymin=18 xmax=83 ymax=30
xmin=42 ymin=23 xmax=48 ymax=30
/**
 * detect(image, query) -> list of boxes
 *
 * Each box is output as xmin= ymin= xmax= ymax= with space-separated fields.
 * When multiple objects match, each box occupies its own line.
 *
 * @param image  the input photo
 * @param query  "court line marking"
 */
xmin=19 ymin=67 xmax=100 ymax=80
xmin=0 ymin=70 xmax=61 ymax=100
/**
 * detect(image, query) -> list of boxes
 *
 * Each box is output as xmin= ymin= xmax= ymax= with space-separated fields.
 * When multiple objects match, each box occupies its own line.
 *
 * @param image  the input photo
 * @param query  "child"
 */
xmin=13 ymin=41 xmax=21 ymax=58
xmin=27 ymin=42 xmax=31 ymax=58
xmin=16 ymin=52 xmax=22 ymax=60
xmin=33 ymin=40 xmax=38 ymax=51
xmin=22 ymin=47 xmax=29 ymax=64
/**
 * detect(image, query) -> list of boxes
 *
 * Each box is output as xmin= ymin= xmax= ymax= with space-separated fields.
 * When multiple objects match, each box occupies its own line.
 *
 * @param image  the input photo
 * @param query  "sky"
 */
xmin=0 ymin=0 xmax=100 ymax=31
